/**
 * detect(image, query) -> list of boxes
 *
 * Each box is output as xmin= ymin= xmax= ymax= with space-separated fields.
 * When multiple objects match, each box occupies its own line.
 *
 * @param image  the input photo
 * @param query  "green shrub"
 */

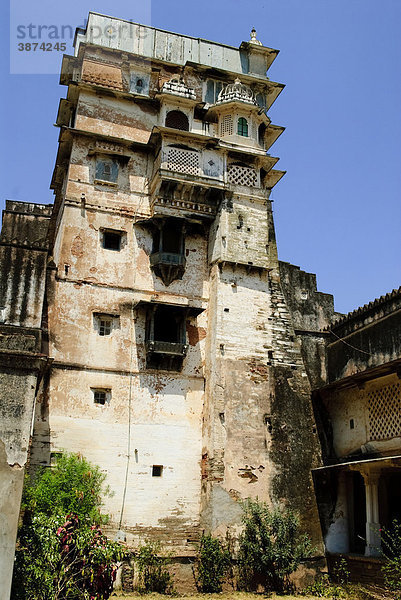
xmin=195 ymin=533 xmax=231 ymax=592
xmin=22 ymin=452 xmax=110 ymax=524
xmin=238 ymin=498 xmax=313 ymax=593
xmin=12 ymin=452 xmax=125 ymax=600
xmin=381 ymin=519 xmax=401 ymax=598
xmin=135 ymin=540 xmax=174 ymax=594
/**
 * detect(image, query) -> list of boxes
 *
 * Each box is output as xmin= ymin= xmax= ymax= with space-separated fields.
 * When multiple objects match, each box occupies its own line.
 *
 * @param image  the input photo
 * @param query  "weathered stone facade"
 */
xmin=0 ymin=201 xmax=51 ymax=599
xmin=2 ymin=13 xmax=400 ymax=598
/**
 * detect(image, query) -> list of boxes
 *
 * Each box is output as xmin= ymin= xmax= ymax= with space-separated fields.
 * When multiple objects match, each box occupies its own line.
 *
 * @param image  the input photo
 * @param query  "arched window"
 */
xmin=165 ymin=110 xmax=189 ymax=131
xmin=237 ymin=117 xmax=248 ymax=137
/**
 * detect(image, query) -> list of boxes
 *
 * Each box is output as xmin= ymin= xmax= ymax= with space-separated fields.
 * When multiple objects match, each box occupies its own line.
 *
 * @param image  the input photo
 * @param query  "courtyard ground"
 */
xmin=113 ymin=591 xmax=390 ymax=600
xmin=113 ymin=595 xmax=316 ymax=600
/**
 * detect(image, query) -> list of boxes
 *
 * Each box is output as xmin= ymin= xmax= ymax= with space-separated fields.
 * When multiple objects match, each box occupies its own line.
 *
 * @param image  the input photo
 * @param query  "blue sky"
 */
xmin=1 ymin=0 xmax=400 ymax=314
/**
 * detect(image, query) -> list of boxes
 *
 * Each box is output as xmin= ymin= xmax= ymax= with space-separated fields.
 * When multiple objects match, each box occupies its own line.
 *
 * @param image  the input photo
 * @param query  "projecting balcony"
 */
xmin=152 ymin=146 xmax=224 ymax=186
xmin=149 ymin=251 xmax=186 ymax=285
xmin=149 ymin=251 xmax=186 ymax=268
xmin=150 ymin=145 xmax=224 ymax=220
xmin=146 ymin=340 xmax=188 ymax=356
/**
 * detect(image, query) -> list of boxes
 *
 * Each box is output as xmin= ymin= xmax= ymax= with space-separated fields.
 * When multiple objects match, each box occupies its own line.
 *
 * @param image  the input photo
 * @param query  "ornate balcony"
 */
xmin=149 ymin=251 xmax=186 ymax=285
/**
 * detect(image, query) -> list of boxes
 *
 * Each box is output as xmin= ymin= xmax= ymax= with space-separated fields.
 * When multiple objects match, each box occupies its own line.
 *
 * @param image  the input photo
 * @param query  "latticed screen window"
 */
xmin=237 ymin=117 xmax=248 ymax=137
xmin=367 ymin=381 xmax=401 ymax=440
xmin=165 ymin=110 xmax=189 ymax=131
xmin=166 ymin=147 xmax=199 ymax=175
xmin=220 ymin=115 xmax=233 ymax=136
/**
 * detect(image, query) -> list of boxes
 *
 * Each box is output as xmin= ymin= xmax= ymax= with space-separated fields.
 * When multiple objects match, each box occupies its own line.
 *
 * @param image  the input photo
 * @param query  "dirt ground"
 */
xmin=112 ymin=594 xmax=318 ymax=600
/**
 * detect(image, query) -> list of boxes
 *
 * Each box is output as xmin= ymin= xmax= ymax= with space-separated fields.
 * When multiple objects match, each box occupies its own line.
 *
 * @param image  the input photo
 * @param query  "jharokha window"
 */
xmin=150 ymin=218 xmax=186 ymax=286
xmin=145 ymin=304 xmax=188 ymax=371
xmin=237 ymin=117 xmax=248 ymax=137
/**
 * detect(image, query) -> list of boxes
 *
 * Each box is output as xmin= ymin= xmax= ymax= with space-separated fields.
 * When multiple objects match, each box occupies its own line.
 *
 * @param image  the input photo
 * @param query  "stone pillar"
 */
xmin=362 ymin=469 xmax=381 ymax=557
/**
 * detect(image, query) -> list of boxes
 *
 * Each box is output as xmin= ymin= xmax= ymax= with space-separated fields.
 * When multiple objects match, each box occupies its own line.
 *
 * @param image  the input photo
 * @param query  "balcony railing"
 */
xmin=149 ymin=252 xmax=186 ymax=268
xmin=152 ymin=146 xmax=224 ymax=182
xmin=146 ymin=340 xmax=188 ymax=356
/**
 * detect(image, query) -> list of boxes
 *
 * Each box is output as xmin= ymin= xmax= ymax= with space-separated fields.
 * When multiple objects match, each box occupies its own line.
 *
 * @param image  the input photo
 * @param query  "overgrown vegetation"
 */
xmin=302 ymin=558 xmax=350 ymax=599
xmin=195 ymin=533 xmax=231 ymax=592
xmin=237 ymin=498 xmax=313 ymax=593
xmin=381 ymin=519 xmax=401 ymax=598
xmin=135 ymin=540 xmax=174 ymax=594
xmin=12 ymin=452 xmax=126 ymax=600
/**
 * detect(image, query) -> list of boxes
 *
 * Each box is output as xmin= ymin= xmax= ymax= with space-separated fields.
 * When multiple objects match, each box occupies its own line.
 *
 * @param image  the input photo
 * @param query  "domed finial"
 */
xmin=250 ymin=27 xmax=262 ymax=45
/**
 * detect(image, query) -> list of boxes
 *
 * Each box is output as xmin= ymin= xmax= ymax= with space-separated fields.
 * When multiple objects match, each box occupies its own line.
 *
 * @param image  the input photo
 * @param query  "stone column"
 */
xmin=362 ymin=469 xmax=381 ymax=557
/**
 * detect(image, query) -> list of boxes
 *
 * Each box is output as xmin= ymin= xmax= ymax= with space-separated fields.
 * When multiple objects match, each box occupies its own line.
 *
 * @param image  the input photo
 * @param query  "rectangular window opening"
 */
xmin=152 ymin=465 xmax=163 ymax=477
xmin=99 ymin=318 xmax=112 ymax=336
xmin=92 ymin=388 xmax=111 ymax=405
xmin=103 ymin=231 xmax=122 ymax=251
xmin=95 ymin=158 xmax=118 ymax=184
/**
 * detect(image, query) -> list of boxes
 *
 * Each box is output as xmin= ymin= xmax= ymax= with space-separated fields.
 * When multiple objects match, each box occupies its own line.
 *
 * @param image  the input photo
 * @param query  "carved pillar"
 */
xmin=362 ymin=469 xmax=381 ymax=557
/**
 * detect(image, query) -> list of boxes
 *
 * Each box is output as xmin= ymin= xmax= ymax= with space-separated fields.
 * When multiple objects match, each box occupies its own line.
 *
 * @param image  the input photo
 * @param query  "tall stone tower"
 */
xmin=31 ymin=14 xmax=328 ymax=555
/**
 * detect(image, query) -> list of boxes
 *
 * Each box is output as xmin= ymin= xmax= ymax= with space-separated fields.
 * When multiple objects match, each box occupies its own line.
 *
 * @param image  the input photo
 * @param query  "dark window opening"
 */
xmin=237 ymin=117 xmax=248 ymax=137
xmin=152 ymin=465 xmax=163 ymax=477
xmin=136 ymin=78 xmax=143 ymax=88
xmin=150 ymin=219 xmax=185 ymax=286
xmin=264 ymin=415 xmax=273 ymax=433
xmin=165 ymin=110 xmax=189 ymax=131
xmin=93 ymin=390 xmax=107 ymax=405
xmin=256 ymin=92 xmax=266 ymax=109
xmin=155 ymin=308 xmax=181 ymax=343
xmin=146 ymin=304 xmax=188 ymax=371
xmin=258 ymin=123 xmax=266 ymax=146
xmin=350 ymin=418 xmax=355 ymax=429
xmin=103 ymin=231 xmax=122 ymax=251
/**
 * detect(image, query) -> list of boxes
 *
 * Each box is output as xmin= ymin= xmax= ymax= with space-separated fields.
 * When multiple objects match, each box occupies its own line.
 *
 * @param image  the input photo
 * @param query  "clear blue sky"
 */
xmin=1 ymin=0 xmax=400 ymax=314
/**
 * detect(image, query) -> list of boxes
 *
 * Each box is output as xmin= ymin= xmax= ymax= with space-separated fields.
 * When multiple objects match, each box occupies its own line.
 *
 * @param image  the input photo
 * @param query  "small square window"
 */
xmin=103 ymin=231 xmax=122 ymax=251
xmin=99 ymin=318 xmax=112 ymax=336
xmin=152 ymin=465 xmax=163 ymax=477
xmin=92 ymin=388 xmax=111 ymax=405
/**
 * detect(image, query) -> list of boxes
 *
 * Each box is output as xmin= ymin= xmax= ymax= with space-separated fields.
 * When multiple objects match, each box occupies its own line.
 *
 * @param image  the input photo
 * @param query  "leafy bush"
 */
xmin=12 ymin=452 xmax=125 ymax=600
xmin=135 ymin=540 xmax=174 ymax=594
xmin=22 ymin=452 xmax=110 ymax=523
xmin=195 ymin=533 xmax=231 ymax=592
xmin=238 ymin=498 xmax=313 ymax=593
xmin=381 ymin=520 xmax=401 ymax=598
